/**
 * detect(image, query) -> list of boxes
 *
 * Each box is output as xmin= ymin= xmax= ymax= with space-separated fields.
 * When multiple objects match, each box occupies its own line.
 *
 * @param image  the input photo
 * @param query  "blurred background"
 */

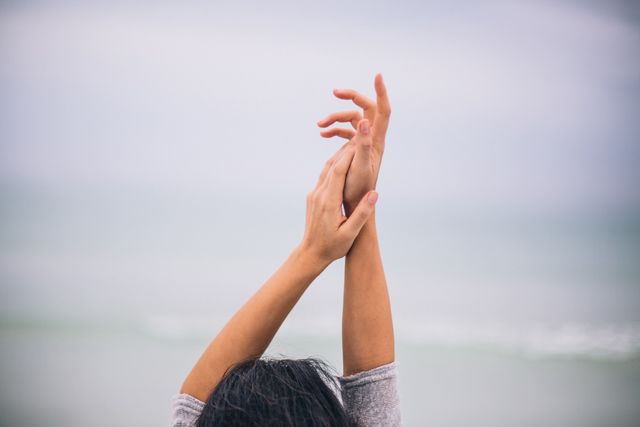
xmin=1 ymin=0 xmax=640 ymax=426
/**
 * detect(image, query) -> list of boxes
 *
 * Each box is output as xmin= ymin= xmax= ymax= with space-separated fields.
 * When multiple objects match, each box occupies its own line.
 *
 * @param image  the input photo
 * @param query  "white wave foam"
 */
xmin=398 ymin=319 xmax=640 ymax=360
xmin=140 ymin=314 xmax=640 ymax=360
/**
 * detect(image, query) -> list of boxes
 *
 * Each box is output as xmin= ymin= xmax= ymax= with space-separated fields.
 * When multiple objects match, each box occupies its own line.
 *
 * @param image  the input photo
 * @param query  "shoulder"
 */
xmin=339 ymin=362 xmax=401 ymax=427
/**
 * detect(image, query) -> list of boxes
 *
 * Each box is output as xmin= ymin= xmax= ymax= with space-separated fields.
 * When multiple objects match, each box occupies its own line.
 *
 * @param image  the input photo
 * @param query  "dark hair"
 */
xmin=195 ymin=357 xmax=350 ymax=427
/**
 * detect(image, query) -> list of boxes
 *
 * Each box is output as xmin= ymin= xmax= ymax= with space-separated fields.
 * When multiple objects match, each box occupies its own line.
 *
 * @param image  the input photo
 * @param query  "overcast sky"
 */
xmin=1 ymin=0 xmax=639 ymax=215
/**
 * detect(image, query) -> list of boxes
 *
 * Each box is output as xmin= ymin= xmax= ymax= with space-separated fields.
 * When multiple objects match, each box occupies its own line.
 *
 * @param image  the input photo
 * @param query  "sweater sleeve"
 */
xmin=339 ymin=362 xmax=401 ymax=427
xmin=170 ymin=393 xmax=205 ymax=427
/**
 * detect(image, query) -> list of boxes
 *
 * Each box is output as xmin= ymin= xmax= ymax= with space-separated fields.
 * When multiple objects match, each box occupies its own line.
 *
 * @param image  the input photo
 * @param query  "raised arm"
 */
xmin=180 ymin=147 xmax=377 ymax=402
xmin=342 ymin=196 xmax=394 ymax=375
xmin=317 ymin=74 xmax=394 ymax=375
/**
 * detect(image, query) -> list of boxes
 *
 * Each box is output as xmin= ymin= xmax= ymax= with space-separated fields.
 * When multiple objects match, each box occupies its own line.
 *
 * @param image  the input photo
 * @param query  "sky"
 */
xmin=1 ymin=0 xmax=639 ymax=214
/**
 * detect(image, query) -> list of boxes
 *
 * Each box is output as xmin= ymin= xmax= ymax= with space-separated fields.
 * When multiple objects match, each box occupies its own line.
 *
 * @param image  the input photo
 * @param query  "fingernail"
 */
xmin=367 ymin=191 xmax=378 ymax=205
xmin=361 ymin=120 xmax=370 ymax=135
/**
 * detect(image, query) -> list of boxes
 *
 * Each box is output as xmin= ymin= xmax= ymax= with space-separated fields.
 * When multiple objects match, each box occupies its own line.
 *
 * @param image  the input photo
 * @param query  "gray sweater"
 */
xmin=171 ymin=362 xmax=401 ymax=426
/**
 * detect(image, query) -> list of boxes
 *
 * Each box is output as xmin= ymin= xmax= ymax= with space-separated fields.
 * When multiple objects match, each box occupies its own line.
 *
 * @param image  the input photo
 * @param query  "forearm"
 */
xmin=342 ymin=214 xmax=395 ymax=375
xmin=181 ymin=246 xmax=327 ymax=401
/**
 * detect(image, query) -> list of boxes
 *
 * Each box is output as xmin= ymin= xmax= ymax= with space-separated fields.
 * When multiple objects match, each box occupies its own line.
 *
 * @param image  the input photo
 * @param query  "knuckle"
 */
xmin=319 ymin=195 xmax=332 ymax=210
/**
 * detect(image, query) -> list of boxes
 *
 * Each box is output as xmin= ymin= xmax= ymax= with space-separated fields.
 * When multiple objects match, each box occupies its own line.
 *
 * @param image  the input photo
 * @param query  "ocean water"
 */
xmin=1 ymin=320 xmax=640 ymax=427
xmin=1 ymin=190 xmax=639 ymax=426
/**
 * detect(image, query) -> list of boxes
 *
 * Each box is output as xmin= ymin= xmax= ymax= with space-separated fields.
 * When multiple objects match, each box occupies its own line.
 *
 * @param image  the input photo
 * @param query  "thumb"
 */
xmin=340 ymin=191 xmax=378 ymax=238
xmin=352 ymin=119 xmax=373 ymax=153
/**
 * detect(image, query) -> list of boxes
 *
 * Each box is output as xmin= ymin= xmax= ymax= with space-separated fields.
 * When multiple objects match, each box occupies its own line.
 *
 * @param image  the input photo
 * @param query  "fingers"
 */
xmin=315 ymin=141 xmax=350 ymax=188
xmin=315 ymin=117 xmax=374 ymax=207
xmin=317 ymin=110 xmax=362 ymax=129
xmin=373 ymin=73 xmax=391 ymax=148
xmin=352 ymin=119 xmax=373 ymax=156
xmin=320 ymin=127 xmax=356 ymax=140
xmin=339 ymin=191 xmax=378 ymax=238
xmin=332 ymin=88 xmax=376 ymax=122
xmin=314 ymin=158 xmax=335 ymax=191
xmin=332 ymin=89 xmax=375 ymax=110
xmin=324 ymin=147 xmax=356 ymax=200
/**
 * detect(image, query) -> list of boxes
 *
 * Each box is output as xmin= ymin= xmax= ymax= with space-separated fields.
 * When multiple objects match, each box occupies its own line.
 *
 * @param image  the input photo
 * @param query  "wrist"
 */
xmin=357 ymin=213 xmax=377 ymax=238
xmin=292 ymin=243 xmax=331 ymax=276
xmin=344 ymin=191 xmax=378 ymax=217
xmin=347 ymin=213 xmax=378 ymax=258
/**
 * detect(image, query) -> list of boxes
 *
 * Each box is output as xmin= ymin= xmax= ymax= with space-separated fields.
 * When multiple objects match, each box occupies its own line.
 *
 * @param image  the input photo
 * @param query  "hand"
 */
xmin=317 ymin=74 xmax=391 ymax=213
xmin=300 ymin=147 xmax=378 ymax=266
